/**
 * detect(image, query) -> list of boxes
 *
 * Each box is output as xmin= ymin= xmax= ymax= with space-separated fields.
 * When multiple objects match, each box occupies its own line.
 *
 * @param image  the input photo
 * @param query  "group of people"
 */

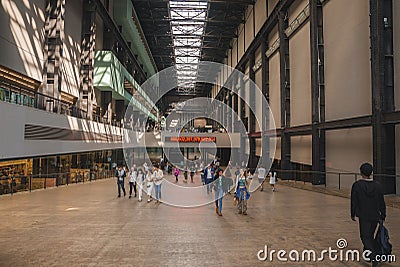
xmin=115 ymin=162 xmax=164 ymax=203
xmin=209 ymin=163 xmax=278 ymax=216
xmin=116 ymin=159 xmax=389 ymax=266
xmin=173 ymin=165 xmax=196 ymax=183
xmin=116 ymin=159 xmax=278 ymax=214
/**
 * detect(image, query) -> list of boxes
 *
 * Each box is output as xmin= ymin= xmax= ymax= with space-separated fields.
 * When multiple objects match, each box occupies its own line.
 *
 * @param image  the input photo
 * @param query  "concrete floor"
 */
xmin=0 ymin=174 xmax=398 ymax=266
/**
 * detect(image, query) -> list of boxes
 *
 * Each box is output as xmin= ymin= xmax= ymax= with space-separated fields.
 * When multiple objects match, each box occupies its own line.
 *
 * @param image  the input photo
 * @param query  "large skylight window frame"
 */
xmin=169 ymin=0 xmax=208 ymax=93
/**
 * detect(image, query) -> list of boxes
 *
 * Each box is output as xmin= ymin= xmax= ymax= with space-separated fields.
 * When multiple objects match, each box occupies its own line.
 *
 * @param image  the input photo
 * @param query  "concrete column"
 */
xmin=115 ymin=100 xmax=125 ymax=124
xmin=101 ymin=91 xmax=112 ymax=123
xmin=43 ymin=0 xmax=65 ymax=112
xmin=79 ymin=0 xmax=97 ymax=119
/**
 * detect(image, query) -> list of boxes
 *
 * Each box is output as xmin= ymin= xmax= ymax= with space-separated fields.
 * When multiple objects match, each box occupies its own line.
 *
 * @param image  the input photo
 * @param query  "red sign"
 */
xmin=166 ymin=136 xmax=216 ymax=143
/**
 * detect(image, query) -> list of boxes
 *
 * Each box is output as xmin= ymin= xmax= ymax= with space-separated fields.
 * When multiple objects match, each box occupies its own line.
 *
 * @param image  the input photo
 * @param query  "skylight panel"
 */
xmin=169 ymin=0 xmax=207 ymax=93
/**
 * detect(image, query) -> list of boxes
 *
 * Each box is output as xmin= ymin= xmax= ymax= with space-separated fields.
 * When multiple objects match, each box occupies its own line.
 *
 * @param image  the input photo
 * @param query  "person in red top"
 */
xmin=174 ymin=167 xmax=180 ymax=183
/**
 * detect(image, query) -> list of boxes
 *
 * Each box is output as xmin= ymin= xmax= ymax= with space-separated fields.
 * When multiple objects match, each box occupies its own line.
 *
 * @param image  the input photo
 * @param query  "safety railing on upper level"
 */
xmin=0 ymin=83 xmax=123 ymax=128
xmin=0 ymin=170 xmax=115 ymax=196
xmin=274 ymin=169 xmax=398 ymax=192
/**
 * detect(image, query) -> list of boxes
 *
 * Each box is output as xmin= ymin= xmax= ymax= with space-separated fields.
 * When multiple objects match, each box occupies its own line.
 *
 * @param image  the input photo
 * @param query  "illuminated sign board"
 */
xmin=165 ymin=136 xmax=216 ymax=143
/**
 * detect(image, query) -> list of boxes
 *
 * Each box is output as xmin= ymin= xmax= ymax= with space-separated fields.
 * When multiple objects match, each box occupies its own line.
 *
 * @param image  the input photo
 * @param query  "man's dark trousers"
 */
xmin=118 ymin=181 xmax=126 ymax=197
xmin=359 ymin=219 xmax=378 ymax=260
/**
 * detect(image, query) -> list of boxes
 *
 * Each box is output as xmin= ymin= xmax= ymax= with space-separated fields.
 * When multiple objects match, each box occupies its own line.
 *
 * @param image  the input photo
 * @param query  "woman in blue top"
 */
xmin=235 ymin=169 xmax=250 ymax=215
xmin=213 ymin=169 xmax=229 ymax=216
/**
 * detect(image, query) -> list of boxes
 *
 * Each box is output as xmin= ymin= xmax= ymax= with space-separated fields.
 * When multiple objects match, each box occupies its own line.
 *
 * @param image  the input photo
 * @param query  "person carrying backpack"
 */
xmin=351 ymin=163 xmax=386 ymax=266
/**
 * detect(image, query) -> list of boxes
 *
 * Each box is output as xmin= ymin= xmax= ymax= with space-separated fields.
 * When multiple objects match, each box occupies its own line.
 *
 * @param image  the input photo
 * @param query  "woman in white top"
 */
xmin=143 ymin=162 xmax=149 ymax=177
xmin=136 ymin=168 xmax=144 ymax=202
xmin=269 ymin=168 xmax=277 ymax=192
xmin=257 ymin=166 xmax=266 ymax=191
xmin=146 ymin=169 xmax=154 ymax=202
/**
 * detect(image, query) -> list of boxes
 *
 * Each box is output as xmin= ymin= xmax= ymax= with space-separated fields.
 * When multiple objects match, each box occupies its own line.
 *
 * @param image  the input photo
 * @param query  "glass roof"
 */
xmin=169 ymin=1 xmax=208 ymax=94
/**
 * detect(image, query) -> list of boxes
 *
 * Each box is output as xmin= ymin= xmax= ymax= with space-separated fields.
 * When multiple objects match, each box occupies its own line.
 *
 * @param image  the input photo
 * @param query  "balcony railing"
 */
xmin=0 ymin=83 xmax=123 ymax=128
xmin=0 ymin=170 xmax=115 ymax=195
xmin=273 ymin=169 xmax=398 ymax=193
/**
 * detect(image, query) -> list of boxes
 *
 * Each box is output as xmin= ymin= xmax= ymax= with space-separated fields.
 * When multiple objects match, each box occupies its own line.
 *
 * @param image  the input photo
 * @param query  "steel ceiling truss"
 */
xmin=168 ymin=1 xmax=208 ymax=94
xmin=133 ymin=0 xmax=250 ymax=97
xmin=132 ymin=0 xmax=175 ymax=70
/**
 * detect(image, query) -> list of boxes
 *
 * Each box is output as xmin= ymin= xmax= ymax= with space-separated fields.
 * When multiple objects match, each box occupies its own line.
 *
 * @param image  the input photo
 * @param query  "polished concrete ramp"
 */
xmin=0 ymin=176 xmax=399 ymax=266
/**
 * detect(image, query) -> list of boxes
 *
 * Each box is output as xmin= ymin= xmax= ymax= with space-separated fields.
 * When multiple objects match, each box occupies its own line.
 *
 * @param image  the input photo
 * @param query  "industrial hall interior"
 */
xmin=1 ymin=0 xmax=400 ymax=266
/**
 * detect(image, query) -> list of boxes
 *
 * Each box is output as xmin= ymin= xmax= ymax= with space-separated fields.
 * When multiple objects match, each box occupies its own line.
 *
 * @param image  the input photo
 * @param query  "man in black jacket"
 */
xmin=351 ymin=163 xmax=386 ymax=265
xmin=116 ymin=165 xmax=126 ymax=198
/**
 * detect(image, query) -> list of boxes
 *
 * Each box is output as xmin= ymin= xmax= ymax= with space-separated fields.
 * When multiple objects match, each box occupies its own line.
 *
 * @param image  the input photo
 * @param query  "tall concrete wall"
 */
xmin=254 ymin=0 xmax=267 ymax=35
xmin=269 ymin=52 xmax=280 ymax=130
xmin=322 ymin=0 xmax=372 ymax=185
xmin=289 ymin=21 xmax=311 ymax=127
xmin=268 ymin=0 xmax=279 ymax=16
xmin=63 ymin=0 xmax=83 ymax=98
xmin=326 ymin=127 xmax=373 ymax=189
xmin=395 ymin=0 xmax=400 ymax=194
xmin=0 ymin=0 xmax=46 ymax=82
xmin=395 ymin=0 xmax=400 ymax=111
xmin=245 ymin=6 xmax=254 ymax=51
xmin=255 ymin=68 xmax=262 ymax=132
xmin=396 ymin=125 xmax=400 ymax=194
xmin=0 ymin=0 xmax=84 ymax=99
xmin=324 ymin=0 xmax=371 ymax=121
xmin=238 ymin=24 xmax=245 ymax=60
xmin=291 ymin=135 xmax=312 ymax=165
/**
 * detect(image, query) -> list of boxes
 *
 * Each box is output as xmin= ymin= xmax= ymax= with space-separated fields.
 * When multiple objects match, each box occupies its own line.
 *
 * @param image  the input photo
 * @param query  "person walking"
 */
xmin=160 ymin=158 xmax=165 ymax=171
xmin=235 ymin=169 xmax=250 ymax=215
xmin=174 ymin=167 xmax=180 ymax=183
xmin=268 ymin=168 xmax=277 ymax=192
xmin=146 ymin=169 xmax=153 ymax=203
xmin=129 ymin=165 xmax=137 ymax=198
xmin=213 ymin=169 xmax=229 ymax=216
xmin=143 ymin=162 xmax=149 ymax=177
xmin=224 ymin=162 xmax=233 ymax=194
xmin=115 ymin=165 xmax=126 ymax=198
xmin=136 ymin=168 xmax=144 ymax=202
xmin=167 ymin=162 xmax=172 ymax=175
xmin=351 ymin=163 xmax=386 ymax=266
xmin=257 ymin=166 xmax=266 ymax=191
xmin=204 ymin=164 xmax=214 ymax=194
xmin=183 ymin=165 xmax=188 ymax=183
xmin=153 ymin=164 xmax=164 ymax=203
xmin=190 ymin=165 xmax=195 ymax=183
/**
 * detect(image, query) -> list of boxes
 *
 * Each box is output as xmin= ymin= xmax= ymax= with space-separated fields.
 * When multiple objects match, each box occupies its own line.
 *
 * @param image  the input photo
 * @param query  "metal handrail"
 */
xmin=0 ymin=82 xmax=122 ymax=128
xmin=0 ymin=170 xmax=115 ymax=195
xmin=273 ymin=168 xmax=398 ymax=191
